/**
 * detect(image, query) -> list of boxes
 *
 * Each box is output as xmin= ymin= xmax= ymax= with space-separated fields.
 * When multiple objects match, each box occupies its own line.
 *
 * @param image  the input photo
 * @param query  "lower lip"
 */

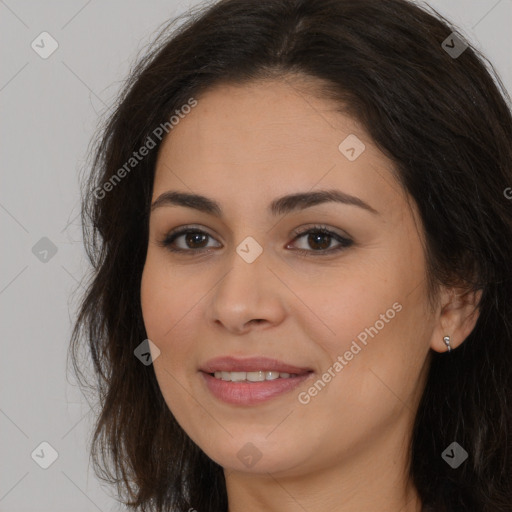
xmin=200 ymin=371 xmax=313 ymax=405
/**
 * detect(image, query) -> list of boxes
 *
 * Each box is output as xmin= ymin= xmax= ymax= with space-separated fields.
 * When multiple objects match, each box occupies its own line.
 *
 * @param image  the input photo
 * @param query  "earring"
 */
xmin=443 ymin=336 xmax=452 ymax=353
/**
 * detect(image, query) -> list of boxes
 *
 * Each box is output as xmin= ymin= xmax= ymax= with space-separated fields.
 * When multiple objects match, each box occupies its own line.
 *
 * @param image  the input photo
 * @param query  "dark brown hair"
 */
xmin=70 ymin=0 xmax=512 ymax=510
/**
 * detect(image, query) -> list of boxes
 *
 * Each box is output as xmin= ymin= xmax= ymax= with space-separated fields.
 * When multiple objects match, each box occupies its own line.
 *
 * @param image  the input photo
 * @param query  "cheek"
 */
xmin=300 ymin=262 xmax=429 ymax=409
xmin=294 ymin=306 xmax=427 ymax=465
xmin=291 ymin=264 xmax=397 ymax=355
xmin=140 ymin=257 xmax=198 ymax=422
xmin=140 ymin=254 xmax=192 ymax=383
xmin=140 ymin=251 xmax=195 ymax=343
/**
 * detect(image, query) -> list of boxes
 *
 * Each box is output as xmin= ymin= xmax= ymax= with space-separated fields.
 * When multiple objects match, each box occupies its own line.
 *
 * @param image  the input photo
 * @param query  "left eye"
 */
xmin=289 ymin=227 xmax=353 ymax=254
xmin=159 ymin=225 xmax=353 ymax=255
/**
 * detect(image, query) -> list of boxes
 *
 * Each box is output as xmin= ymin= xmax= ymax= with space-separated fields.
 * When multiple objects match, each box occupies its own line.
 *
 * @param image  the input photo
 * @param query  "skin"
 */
xmin=140 ymin=77 xmax=481 ymax=512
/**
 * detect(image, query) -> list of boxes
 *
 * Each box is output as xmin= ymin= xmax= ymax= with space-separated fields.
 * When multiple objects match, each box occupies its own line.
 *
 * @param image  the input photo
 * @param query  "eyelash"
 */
xmin=158 ymin=224 xmax=353 ymax=257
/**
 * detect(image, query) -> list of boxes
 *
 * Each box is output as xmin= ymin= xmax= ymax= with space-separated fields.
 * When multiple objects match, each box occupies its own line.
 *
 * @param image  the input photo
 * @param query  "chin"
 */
xmin=201 ymin=437 xmax=309 ymax=476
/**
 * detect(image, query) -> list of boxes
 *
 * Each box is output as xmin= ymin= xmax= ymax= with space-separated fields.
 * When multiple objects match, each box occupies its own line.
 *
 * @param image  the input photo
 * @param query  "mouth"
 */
xmin=199 ymin=356 xmax=314 ymax=405
xmin=206 ymin=370 xmax=307 ymax=381
xmin=199 ymin=355 xmax=313 ymax=375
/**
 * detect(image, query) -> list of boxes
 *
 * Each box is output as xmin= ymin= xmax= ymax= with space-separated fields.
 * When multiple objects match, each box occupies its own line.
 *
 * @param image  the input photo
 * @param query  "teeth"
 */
xmin=213 ymin=371 xmax=297 ymax=381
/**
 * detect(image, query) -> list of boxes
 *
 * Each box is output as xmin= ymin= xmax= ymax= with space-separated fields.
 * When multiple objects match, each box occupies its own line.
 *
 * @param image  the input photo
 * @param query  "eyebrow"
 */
xmin=150 ymin=189 xmax=379 ymax=217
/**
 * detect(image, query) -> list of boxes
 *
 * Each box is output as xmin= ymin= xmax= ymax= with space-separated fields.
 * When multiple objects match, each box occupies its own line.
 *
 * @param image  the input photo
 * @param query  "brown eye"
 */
xmin=289 ymin=226 xmax=353 ymax=255
xmin=305 ymin=232 xmax=332 ymax=250
xmin=160 ymin=227 xmax=221 ymax=252
xmin=183 ymin=232 xmax=209 ymax=249
xmin=159 ymin=224 xmax=353 ymax=256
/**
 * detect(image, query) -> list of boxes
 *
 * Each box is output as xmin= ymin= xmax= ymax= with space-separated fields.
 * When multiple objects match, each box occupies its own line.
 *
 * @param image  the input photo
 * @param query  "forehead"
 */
xmin=152 ymin=79 xmax=406 ymax=220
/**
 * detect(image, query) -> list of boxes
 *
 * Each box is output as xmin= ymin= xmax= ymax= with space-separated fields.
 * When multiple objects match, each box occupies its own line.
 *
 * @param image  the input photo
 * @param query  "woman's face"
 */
xmin=140 ymin=78 xmax=439 ymax=476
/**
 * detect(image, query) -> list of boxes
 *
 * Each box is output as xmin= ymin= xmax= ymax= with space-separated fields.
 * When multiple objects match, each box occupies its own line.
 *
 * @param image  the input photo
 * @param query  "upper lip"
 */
xmin=200 ymin=356 xmax=313 ymax=375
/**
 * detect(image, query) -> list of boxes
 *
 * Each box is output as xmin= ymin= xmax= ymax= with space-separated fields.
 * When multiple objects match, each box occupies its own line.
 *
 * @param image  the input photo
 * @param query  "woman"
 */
xmin=70 ymin=0 xmax=512 ymax=510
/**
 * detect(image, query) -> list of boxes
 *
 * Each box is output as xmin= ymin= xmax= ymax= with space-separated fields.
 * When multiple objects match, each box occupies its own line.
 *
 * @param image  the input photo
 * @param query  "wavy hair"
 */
xmin=69 ymin=0 xmax=512 ymax=510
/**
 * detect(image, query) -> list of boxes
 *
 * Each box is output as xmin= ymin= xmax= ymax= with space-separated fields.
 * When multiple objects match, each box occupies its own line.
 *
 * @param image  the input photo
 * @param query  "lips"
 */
xmin=201 ymin=371 xmax=313 ymax=405
xmin=199 ymin=356 xmax=313 ymax=375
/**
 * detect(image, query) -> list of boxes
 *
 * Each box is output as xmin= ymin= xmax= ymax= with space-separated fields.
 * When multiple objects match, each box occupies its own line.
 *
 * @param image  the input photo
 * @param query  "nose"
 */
xmin=207 ymin=247 xmax=287 ymax=335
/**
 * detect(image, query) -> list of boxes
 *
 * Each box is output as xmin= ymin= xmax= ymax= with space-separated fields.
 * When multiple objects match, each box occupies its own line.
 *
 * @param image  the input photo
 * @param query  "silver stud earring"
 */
xmin=443 ymin=335 xmax=452 ymax=353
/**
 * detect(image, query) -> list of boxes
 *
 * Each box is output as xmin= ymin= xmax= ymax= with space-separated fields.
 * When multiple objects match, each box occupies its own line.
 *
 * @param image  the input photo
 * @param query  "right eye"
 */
xmin=158 ymin=226 xmax=222 ymax=253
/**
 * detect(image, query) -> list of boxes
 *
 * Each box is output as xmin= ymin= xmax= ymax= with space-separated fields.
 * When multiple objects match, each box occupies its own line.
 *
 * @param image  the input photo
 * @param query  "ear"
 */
xmin=429 ymin=286 xmax=483 ymax=353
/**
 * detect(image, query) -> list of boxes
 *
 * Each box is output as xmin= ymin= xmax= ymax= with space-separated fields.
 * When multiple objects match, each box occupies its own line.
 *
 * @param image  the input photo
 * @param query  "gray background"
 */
xmin=1 ymin=1 xmax=511 ymax=511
